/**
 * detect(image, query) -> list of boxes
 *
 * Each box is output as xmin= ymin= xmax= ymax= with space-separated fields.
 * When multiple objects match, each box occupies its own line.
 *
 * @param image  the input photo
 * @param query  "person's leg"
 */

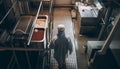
xmin=55 ymin=58 xmax=66 ymax=69
xmin=57 ymin=60 xmax=62 ymax=69
xmin=62 ymin=58 xmax=66 ymax=69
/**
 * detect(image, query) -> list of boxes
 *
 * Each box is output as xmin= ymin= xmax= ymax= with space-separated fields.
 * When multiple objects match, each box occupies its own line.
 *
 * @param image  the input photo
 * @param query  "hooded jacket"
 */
xmin=50 ymin=31 xmax=73 ymax=61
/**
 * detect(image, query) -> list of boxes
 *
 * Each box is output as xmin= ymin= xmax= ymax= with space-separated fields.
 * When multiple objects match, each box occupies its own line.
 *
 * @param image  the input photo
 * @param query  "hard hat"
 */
xmin=57 ymin=24 xmax=65 ymax=32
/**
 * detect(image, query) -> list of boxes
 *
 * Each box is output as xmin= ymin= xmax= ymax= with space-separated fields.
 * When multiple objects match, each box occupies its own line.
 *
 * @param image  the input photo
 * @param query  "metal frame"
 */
xmin=0 ymin=0 xmax=54 ymax=69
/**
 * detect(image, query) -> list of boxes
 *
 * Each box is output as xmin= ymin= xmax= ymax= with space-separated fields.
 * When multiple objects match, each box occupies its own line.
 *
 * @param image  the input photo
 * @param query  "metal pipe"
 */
xmin=0 ymin=1 xmax=17 ymax=24
xmin=0 ymin=47 xmax=47 ymax=51
xmin=10 ymin=59 xmax=16 ymax=69
xmin=7 ymin=55 xmax=14 ymax=69
xmin=49 ymin=0 xmax=54 ymax=41
xmin=13 ymin=51 xmax=21 ymax=69
xmin=25 ymin=51 xmax=31 ymax=69
xmin=11 ymin=44 xmax=21 ymax=69
xmin=42 ymin=56 xmax=46 ymax=69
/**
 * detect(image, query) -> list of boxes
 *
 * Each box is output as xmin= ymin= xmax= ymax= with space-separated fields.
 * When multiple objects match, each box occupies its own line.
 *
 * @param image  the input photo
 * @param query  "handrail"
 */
xmin=27 ymin=1 xmax=43 ymax=45
xmin=48 ymin=0 xmax=54 ymax=41
xmin=0 ymin=1 xmax=17 ymax=24
xmin=49 ymin=0 xmax=53 ymax=17
xmin=0 ymin=47 xmax=48 ymax=51
xmin=98 ymin=15 xmax=120 ymax=54
xmin=91 ymin=14 xmax=120 ymax=64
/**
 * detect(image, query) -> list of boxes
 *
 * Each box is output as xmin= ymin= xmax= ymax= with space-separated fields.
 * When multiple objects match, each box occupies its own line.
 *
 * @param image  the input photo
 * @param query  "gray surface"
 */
xmin=78 ymin=5 xmax=98 ymax=18
xmin=87 ymin=41 xmax=104 ymax=60
xmin=109 ymin=41 xmax=120 ymax=68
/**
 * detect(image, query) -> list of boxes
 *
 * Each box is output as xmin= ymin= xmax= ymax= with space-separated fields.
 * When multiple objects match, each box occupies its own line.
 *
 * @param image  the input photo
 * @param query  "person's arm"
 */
xmin=67 ymin=38 xmax=73 ymax=54
xmin=49 ymin=39 xmax=56 ymax=49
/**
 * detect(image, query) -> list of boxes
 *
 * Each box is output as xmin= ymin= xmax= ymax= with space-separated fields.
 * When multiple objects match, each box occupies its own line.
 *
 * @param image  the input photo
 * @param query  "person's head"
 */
xmin=57 ymin=24 xmax=65 ymax=37
xmin=57 ymin=24 xmax=65 ymax=33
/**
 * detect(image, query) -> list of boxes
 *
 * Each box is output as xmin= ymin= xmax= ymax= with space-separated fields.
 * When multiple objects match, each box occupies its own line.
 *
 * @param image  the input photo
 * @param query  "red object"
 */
xmin=31 ymin=29 xmax=44 ymax=40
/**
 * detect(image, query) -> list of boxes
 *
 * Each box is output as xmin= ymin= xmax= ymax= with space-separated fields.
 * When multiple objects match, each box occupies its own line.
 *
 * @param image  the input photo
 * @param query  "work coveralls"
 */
xmin=50 ymin=31 xmax=73 ymax=69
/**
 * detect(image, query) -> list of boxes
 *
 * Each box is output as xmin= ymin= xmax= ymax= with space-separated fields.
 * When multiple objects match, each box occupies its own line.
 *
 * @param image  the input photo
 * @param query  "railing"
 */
xmin=0 ymin=0 xmax=52 ymax=69
xmin=0 ymin=0 xmax=53 ymax=51
xmin=48 ymin=0 xmax=54 ymax=42
xmin=99 ymin=15 xmax=120 ymax=54
xmin=0 ymin=1 xmax=17 ymax=24
xmin=92 ymin=14 xmax=120 ymax=64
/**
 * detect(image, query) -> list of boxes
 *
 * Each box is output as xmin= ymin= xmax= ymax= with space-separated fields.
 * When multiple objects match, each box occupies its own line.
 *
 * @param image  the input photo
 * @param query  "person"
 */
xmin=50 ymin=24 xmax=73 ymax=69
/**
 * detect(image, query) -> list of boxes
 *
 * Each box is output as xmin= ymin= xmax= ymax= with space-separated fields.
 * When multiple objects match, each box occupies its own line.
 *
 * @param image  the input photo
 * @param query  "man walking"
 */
xmin=50 ymin=24 xmax=73 ymax=69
